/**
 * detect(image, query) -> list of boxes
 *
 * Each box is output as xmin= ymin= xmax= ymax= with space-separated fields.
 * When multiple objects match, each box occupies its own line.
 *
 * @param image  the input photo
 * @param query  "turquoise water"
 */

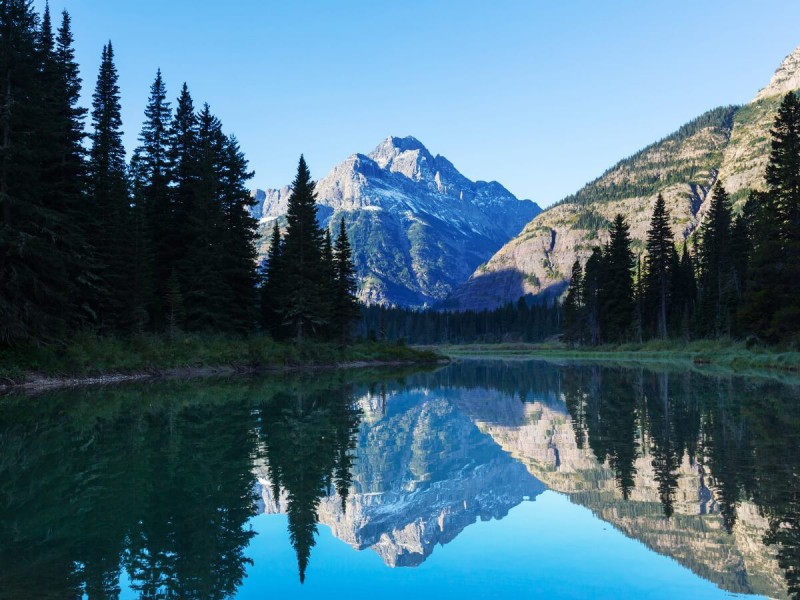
xmin=1 ymin=360 xmax=797 ymax=599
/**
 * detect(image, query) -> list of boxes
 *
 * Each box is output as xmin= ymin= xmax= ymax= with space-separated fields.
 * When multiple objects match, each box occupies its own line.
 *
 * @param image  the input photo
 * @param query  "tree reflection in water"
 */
xmin=0 ymin=362 xmax=798 ymax=598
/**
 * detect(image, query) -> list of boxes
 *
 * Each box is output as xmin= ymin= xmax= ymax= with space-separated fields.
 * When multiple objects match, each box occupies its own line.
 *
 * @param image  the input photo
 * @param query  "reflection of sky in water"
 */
xmin=232 ymin=492 xmax=760 ymax=600
xmin=7 ymin=360 xmax=798 ymax=600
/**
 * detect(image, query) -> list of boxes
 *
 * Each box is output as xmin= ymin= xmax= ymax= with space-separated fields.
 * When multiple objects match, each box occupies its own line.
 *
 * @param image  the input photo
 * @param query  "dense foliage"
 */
xmin=358 ymin=298 xmax=561 ymax=344
xmin=563 ymin=91 xmax=800 ymax=346
xmin=555 ymin=106 xmax=737 ymax=210
xmin=0 ymin=1 xmax=360 ymax=350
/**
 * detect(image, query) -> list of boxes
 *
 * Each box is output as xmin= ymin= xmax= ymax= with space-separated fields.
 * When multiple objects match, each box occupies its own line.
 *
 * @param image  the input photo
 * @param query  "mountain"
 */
xmin=448 ymin=46 xmax=800 ymax=310
xmin=251 ymin=136 xmax=541 ymax=306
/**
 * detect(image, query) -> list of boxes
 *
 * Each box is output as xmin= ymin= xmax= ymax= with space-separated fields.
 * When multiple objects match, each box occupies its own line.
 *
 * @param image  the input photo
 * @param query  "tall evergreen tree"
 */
xmin=180 ymin=103 xmax=226 ymax=331
xmin=742 ymin=92 xmax=800 ymax=342
xmin=333 ymin=217 xmax=360 ymax=345
xmin=87 ymin=41 xmax=132 ymax=332
xmin=696 ymin=181 xmax=735 ymax=338
xmin=281 ymin=156 xmax=326 ymax=340
xmin=320 ymin=227 xmax=336 ymax=338
xmin=260 ymin=221 xmax=284 ymax=337
xmin=132 ymin=69 xmax=172 ymax=328
xmin=53 ymin=10 xmax=94 ymax=327
xmin=644 ymin=194 xmax=674 ymax=339
xmin=730 ymin=204 xmax=753 ymax=301
xmin=599 ymin=214 xmax=635 ymax=343
xmin=167 ymin=83 xmax=198 ymax=317
xmin=0 ymin=0 xmax=84 ymax=343
xmin=32 ymin=4 xmax=92 ymax=335
xmin=667 ymin=245 xmax=691 ymax=337
xmin=562 ymin=259 xmax=584 ymax=345
xmin=217 ymin=133 xmax=258 ymax=333
xmin=740 ymin=190 xmax=783 ymax=341
xmin=582 ymin=247 xmax=604 ymax=345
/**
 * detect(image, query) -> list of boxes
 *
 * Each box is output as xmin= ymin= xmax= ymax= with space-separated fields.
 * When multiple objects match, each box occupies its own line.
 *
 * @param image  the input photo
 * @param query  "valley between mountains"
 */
xmin=252 ymin=45 xmax=800 ymax=311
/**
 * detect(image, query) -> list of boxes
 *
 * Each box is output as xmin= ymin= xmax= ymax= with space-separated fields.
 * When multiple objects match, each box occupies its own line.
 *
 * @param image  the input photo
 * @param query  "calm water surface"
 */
xmin=1 ymin=359 xmax=798 ymax=599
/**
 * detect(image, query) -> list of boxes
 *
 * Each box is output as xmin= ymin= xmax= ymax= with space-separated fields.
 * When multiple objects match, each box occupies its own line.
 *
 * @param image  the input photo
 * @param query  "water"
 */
xmin=1 ymin=359 xmax=798 ymax=599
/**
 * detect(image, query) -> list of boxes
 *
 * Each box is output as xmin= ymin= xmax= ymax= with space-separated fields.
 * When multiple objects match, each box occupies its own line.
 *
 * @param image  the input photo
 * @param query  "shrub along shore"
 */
xmin=0 ymin=335 xmax=443 ymax=393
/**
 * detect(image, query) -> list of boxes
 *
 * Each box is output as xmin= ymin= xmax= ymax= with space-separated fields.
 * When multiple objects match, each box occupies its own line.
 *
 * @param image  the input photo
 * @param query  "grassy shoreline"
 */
xmin=433 ymin=339 xmax=800 ymax=374
xmin=0 ymin=334 xmax=443 ymax=393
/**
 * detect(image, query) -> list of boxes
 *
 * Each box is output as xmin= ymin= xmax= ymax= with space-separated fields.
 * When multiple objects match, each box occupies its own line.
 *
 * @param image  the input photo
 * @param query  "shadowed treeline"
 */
xmin=0 ymin=373 xmax=371 ymax=597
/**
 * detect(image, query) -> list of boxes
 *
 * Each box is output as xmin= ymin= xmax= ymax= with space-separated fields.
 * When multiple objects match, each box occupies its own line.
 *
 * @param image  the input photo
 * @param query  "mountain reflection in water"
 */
xmin=0 ymin=360 xmax=798 ymax=599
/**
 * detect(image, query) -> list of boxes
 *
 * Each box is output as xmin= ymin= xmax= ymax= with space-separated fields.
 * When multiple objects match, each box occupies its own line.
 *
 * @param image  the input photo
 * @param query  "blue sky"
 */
xmin=35 ymin=1 xmax=800 ymax=206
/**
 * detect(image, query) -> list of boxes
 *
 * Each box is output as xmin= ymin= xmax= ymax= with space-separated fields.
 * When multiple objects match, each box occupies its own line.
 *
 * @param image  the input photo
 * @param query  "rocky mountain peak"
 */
xmin=754 ymin=45 xmax=800 ymax=101
xmin=251 ymin=134 xmax=540 ymax=307
xmin=368 ymin=135 xmax=435 ymax=181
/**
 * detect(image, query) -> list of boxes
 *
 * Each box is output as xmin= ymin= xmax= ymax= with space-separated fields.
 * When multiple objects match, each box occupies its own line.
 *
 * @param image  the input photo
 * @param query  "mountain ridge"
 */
xmin=252 ymin=136 xmax=541 ymax=306
xmin=448 ymin=45 xmax=800 ymax=310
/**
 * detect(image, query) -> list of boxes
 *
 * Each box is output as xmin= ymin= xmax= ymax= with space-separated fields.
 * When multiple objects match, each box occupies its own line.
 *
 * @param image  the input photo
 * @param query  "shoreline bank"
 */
xmin=433 ymin=341 xmax=800 ymax=376
xmin=0 ymin=336 xmax=444 ymax=395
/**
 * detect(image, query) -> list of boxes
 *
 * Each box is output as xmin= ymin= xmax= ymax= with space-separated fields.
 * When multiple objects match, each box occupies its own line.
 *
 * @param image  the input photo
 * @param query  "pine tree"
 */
xmin=281 ymin=156 xmax=326 ymax=340
xmin=87 ymin=41 xmax=132 ymax=332
xmin=31 ymin=4 xmax=92 ymax=335
xmin=562 ymin=259 xmax=583 ymax=345
xmin=167 ymin=82 xmax=198 ymax=320
xmin=599 ymin=214 xmax=635 ymax=343
xmin=217 ymin=133 xmax=258 ymax=333
xmin=180 ymin=103 xmax=226 ymax=331
xmin=582 ymin=247 xmax=604 ymax=345
xmin=742 ymin=92 xmax=800 ymax=342
xmin=0 ymin=0 xmax=75 ymax=343
xmin=132 ymin=69 xmax=172 ymax=328
xmin=696 ymin=181 xmax=735 ymax=338
xmin=261 ymin=221 xmax=284 ymax=337
xmin=320 ymin=227 xmax=336 ymax=338
xmin=740 ymin=190 xmax=783 ymax=340
xmin=168 ymin=84 xmax=198 ymax=234
xmin=54 ymin=10 xmax=95 ymax=327
xmin=644 ymin=194 xmax=674 ymax=339
xmin=333 ymin=217 xmax=360 ymax=345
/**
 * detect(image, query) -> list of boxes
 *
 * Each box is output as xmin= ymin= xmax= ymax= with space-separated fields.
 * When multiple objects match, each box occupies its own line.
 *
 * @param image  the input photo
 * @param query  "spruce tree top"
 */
xmin=284 ymin=155 xmax=323 ymax=253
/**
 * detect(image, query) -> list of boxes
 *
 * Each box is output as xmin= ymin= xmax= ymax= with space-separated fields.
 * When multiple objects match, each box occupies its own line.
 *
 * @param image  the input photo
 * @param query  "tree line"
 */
xmin=359 ymin=298 xmax=561 ymax=345
xmin=0 ymin=1 xmax=359 ymax=347
xmin=563 ymin=91 xmax=800 ymax=346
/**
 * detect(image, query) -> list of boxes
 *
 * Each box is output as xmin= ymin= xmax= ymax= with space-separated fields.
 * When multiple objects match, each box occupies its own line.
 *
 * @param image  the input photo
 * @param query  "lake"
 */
xmin=1 ymin=359 xmax=798 ymax=599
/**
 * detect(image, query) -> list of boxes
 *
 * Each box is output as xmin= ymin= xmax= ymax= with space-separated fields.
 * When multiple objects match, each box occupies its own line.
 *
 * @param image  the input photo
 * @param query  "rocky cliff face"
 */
xmin=449 ymin=45 xmax=800 ymax=310
xmin=251 ymin=136 xmax=541 ymax=307
xmin=754 ymin=46 xmax=800 ymax=102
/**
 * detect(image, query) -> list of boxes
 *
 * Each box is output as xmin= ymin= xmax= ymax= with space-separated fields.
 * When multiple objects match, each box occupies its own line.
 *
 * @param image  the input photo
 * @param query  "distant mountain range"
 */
xmin=251 ymin=136 xmax=541 ymax=307
xmin=253 ymin=46 xmax=800 ymax=311
xmin=448 ymin=46 xmax=800 ymax=310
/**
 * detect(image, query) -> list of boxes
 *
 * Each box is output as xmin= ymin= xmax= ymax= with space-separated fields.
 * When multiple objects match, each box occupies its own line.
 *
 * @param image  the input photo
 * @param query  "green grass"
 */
xmin=0 ymin=333 xmax=442 ymax=383
xmin=434 ymin=339 xmax=800 ymax=376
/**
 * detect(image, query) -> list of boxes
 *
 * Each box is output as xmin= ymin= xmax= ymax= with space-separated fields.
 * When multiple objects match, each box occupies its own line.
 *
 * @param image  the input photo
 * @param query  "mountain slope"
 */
xmin=252 ymin=136 xmax=541 ymax=307
xmin=449 ymin=46 xmax=800 ymax=310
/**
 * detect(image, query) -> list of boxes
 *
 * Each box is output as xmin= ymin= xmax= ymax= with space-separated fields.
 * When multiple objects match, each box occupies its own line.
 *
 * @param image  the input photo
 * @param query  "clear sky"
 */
xmin=34 ymin=1 xmax=800 ymax=207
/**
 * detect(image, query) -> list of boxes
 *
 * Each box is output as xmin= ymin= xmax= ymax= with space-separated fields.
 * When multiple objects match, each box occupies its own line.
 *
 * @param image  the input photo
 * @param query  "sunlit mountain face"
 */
xmin=1 ymin=361 xmax=798 ymax=599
